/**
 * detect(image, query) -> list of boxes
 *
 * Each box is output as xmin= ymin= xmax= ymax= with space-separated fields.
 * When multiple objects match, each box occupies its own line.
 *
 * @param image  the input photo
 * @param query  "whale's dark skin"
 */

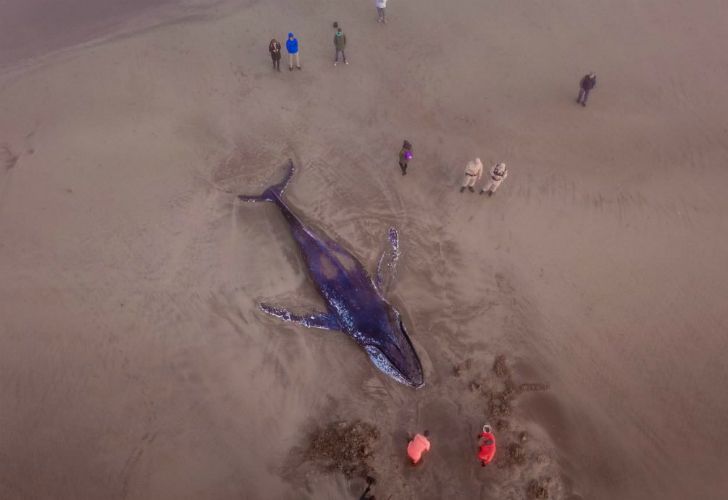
xmin=239 ymin=160 xmax=424 ymax=388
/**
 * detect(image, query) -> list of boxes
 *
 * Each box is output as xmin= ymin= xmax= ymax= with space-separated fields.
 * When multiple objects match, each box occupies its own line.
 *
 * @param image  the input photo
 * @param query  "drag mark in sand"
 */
xmin=119 ymin=432 xmax=157 ymax=499
xmin=0 ymin=143 xmax=20 ymax=213
xmin=1 ymin=143 xmax=19 ymax=170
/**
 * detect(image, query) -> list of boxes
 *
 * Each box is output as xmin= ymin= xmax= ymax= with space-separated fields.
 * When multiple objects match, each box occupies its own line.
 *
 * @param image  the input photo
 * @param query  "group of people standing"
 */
xmin=460 ymin=159 xmax=508 ymax=197
xmin=268 ymin=27 xmax=349 ymax=71
xmin=405 ymin=424 xmax=497 ymax=467
xmin=356 ymin=426 xmax=495 ymax=498
xmin=267 ymin=6 xmax=597 ymax=199
xmin=397 ymin=67 xmax=596 ymax=196
xmin=398 ymin=141 xmax=509 ymax=197
xmin=397 ymin=137 xmax=508 ymax=196
xmin=267 ymin=1 xmax=392 ymax=71
xmin=261 ymin=6 xmax=603 ymax=497
xmin=268 ymin=33 xmax=300 ymax=72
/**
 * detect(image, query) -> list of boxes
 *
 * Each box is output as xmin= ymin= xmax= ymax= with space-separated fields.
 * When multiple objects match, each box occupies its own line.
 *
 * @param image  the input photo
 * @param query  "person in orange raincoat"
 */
xmin=407 ymin=430 xmax=431 ymax=465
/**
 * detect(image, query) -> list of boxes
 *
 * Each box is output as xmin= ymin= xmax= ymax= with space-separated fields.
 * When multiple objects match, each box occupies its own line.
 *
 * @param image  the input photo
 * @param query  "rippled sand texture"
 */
xmin=1 ymin=0 xmax=728 ymax=499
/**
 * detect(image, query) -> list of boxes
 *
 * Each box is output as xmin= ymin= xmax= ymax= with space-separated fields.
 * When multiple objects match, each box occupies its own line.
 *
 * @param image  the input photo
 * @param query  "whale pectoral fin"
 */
xmin=259 ymin=303 xmax=342 ymax=331
xmin=375 ymin=227 xmax=400 ymax=293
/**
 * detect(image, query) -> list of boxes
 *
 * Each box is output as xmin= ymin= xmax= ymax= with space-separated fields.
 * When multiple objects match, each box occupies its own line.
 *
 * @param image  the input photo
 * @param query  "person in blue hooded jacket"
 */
xmin=286 ymin=32 xmax=301 ymax=71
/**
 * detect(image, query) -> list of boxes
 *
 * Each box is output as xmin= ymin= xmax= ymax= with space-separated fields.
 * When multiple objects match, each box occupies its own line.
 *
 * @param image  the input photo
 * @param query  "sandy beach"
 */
xmin=2 ymin=0 xmax=728 ymax=498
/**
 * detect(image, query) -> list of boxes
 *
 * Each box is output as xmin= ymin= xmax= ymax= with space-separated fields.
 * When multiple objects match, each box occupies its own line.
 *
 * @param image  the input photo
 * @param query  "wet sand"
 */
xmin=2 ymin=0 xmax=728 ymax=498
xmin=0 ymin=0 xmax=189 ymax=70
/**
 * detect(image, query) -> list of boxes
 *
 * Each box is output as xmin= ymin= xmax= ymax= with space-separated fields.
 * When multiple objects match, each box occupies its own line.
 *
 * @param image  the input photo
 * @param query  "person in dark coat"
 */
xmin=577 ymin=72 xmax=597 ymax=107
xmin=334 ymin=28 xmax=348 ymax=66
xmin=399 ymin=140 xmax=413 ymax=175
xmin=269 ymin=38 xmax=282 ymax=71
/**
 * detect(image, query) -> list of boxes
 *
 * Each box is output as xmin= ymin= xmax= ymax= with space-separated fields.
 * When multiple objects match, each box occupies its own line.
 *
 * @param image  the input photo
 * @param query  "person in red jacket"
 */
xmin=477 ymin=424 xmax=496 ymax=466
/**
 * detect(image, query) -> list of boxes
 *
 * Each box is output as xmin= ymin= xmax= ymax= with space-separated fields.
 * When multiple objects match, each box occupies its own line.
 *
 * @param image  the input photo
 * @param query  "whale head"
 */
xmin=363 ymin=306 xmax=424 ymax=388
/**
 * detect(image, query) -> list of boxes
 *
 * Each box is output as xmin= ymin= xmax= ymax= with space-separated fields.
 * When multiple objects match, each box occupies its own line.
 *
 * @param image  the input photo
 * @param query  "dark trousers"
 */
xmin=577 ymin=88 xmax=591 ymax=105
xmin=335 ymin=49 xmax=347 ymax=63
xmin=271 ymin=57 xmax=280 ymax=70
xmin=399 ymin=161 xmax=408 ymax=175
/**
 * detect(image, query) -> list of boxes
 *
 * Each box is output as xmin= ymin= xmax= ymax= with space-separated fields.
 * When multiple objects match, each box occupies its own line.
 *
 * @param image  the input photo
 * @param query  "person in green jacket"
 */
xmin=334 ymin=28 xmax=348 ymax=66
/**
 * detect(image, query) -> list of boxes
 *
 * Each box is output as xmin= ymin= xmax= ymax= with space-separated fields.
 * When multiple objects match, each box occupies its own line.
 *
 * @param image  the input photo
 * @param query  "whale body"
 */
xmin=238 ymin=160 xmax=424 ymax=388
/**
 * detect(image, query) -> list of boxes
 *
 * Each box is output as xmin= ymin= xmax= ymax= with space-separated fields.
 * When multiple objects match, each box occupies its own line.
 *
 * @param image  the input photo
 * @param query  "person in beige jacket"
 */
xmin=460 ymin=158 xmax=483 ymax=193
xmin=480 ymin=162 xmax=508 ymax=196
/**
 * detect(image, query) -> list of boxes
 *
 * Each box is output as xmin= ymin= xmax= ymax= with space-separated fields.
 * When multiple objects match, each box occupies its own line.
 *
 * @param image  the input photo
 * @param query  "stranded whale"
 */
xmin=239 ymin=160 xmax=424 ymax=388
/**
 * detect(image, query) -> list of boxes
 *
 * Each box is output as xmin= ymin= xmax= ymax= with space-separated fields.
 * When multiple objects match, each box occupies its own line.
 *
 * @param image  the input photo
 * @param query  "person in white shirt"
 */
xmin=460 ymin=158 xmax=484 ymax=193
xmin=376 ymin=0 xmax=388 ymax=24
xmin=480 ymin=162 xmax=508 ymax=196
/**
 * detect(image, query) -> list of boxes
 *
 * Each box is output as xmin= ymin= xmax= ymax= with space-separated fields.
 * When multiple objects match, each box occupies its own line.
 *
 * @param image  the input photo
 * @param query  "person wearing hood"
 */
xmin=479 ymin=162 xmax=508 ymax=196
xmin=577 ymin=72 xmax=596 ymax=106
xmin=333 ymin=28 xmax=348 ymax=66
xmin=268 ymin=38 xmax=282 ymax=71
xmin=477 ymin=424 xmax=497 ymax=466
xmin=460 ymin=158 xmax=483 ymax=193
xmin=286 ymin=32 xmax=301 ymax=71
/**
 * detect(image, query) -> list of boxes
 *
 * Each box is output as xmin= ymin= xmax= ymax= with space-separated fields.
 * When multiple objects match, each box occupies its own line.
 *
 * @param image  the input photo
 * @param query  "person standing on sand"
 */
xmin=479 ymin=162 xmax=507 ymax=196
xmin=334 ymin=27 xmax=348 ymax=66
xmin=269 ymin=38 xmax=282 ymax=71
xmin=477 ymin=424 xmax=497 ymax=466
xmin=286 ymin=32 xmax=301 ymax=71
xmin=577 ymin=72 xmax=597 ymax=107
xmin=376 ymin=0 xmax=388 ymax=24
xmin=407 ymin=430 xmax=431 ymax=465
xmin=399 ymin=140 xmax=413 ymax=175
xmin=460 ymin=158 xmax=483 ymax=193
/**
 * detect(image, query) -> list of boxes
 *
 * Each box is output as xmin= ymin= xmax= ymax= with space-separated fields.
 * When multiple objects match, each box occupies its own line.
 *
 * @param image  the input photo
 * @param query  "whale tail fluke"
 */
xmin=238 ymin=159 xmax=296 ymax=203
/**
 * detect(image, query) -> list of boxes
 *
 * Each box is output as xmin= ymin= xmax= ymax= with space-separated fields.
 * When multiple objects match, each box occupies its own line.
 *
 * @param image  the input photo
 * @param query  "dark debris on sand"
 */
xmin=484 ymin=378 xmax=518 ymax=417
xmin=494 ymin=418 xmax=510 ymax=432
xmin=303 ymin=420 xmax=380 ymax=479
xmin=520 ymin=382 xmax=549 ymax=392
xmin=454 ymin=354 xmax=548 ymax=419
xmin=1 ymin=144 xmax=19 ymax=170
xmin=506 ymin=441 xmax=527 ymax=466
xmin=493 ymin=354 xmax=510 ymax=378
xmin=527 ymin=477 xmax=552 ymax=498
xmin=482 ymin=355 xmax=549 ymax=419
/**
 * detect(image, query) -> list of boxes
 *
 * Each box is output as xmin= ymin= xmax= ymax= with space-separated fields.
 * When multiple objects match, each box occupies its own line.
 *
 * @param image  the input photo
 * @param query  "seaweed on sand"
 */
xmin=303 ymin=420 xmax=380 ymax=479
